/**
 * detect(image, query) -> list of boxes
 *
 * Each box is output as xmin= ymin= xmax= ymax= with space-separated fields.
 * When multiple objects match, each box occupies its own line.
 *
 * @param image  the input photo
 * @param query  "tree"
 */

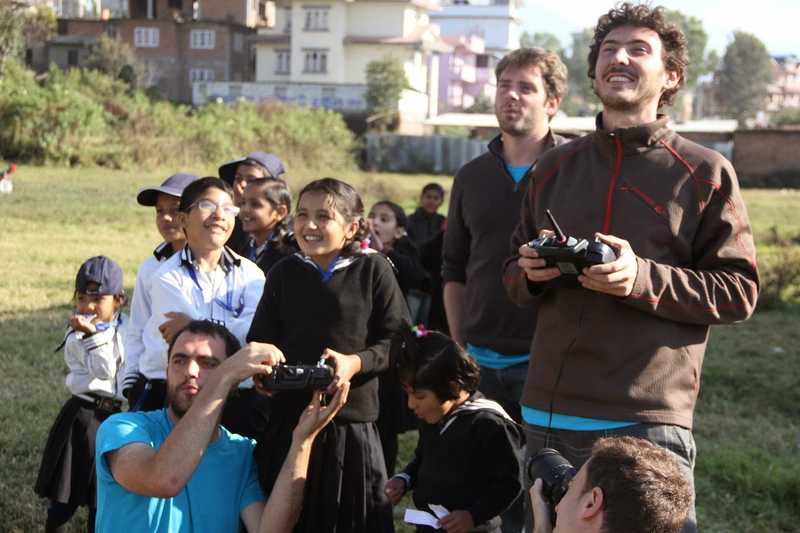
xmin=364 ymin=56 xmax=407 ymax=131
xmin=86 ymin=34 xmax=144 ymax=89
xmin=464 ymin=95 xmax=493 ymax=114
xmin=0 ymin=2 xmax=55 ymax=70
xmin=665 ymin=9 xmax=708 ymax=88
xmin=561 ymin=27 xmax=600 ymax=116
xmin=0 ymin=1 xmax=26 ymax=69
xmin=715 ymin=31 xmax=773 ymax=126
xmin=520 ymin=31 xmax=563 ymax=56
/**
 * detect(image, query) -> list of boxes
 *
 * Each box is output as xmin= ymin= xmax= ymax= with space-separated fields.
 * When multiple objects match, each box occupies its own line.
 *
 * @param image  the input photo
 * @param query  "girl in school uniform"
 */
xmin=384 ymin=326 xmax=522 ymax=533
xmin=367 ymin=200 xmax=429 ymax=475
xmin=239 ymin=176 xmax=297 ymax=275
xmin=35 ymin=256 xmax=127 ymax=533
xmin=248 ymin=177 xmax=409 ymax=533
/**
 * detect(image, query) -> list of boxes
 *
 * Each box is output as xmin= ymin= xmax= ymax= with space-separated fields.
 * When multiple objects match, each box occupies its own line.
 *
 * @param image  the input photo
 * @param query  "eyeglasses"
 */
xmin=191 ymin=199 xmax=240 ymax=217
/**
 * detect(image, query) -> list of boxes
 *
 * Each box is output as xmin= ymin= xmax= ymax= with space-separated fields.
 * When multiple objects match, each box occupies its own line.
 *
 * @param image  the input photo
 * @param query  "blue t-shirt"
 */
xmin=95 ymin=409 xmax=264 ymax=533
xmin=467 ymin=343 xmax=528 ymax=369
xmin=505 ymin=163 xmax=531 ymax=184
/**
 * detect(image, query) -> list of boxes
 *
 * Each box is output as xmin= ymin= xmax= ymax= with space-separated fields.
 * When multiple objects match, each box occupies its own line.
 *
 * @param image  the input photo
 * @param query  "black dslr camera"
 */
xmin=526 ymin=448 xmax=577 ymax=526
xmin=255 ymin=359 xmax=334 ymax=391
xmin=528 ymin=210 xmax=616 ymax=275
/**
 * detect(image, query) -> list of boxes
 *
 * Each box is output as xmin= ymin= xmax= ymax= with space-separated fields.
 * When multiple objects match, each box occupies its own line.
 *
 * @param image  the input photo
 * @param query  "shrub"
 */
xmin=0 ymin=59 xmax=357 ymax=173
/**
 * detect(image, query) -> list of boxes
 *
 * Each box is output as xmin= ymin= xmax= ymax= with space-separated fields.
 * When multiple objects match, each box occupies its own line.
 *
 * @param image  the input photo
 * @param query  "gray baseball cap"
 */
xmin=137 ymin=173 xmax=199 ymax=206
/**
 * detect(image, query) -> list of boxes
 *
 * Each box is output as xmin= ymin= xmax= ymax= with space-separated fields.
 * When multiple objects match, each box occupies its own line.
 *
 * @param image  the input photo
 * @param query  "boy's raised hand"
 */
xmin=384 ymin=477 xmax=406 ymax=505
xmin=159 ymin=312 xmax=193 ymax=343
xmin=69 ymin=314 xmax=97 ymax=336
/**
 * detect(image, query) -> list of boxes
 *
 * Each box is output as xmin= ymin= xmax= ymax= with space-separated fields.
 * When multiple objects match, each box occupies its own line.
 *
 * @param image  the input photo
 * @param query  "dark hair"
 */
xmin=372 ymin=200 xmax=408 ymax=229
xmin=390 ymin=325 xmax=480 ymax=402
xmin=585 ymin=437 xmax=693 ymax=533
xmin=495 ymin=47 xmax=568 ymax=101
xmin=167 ymin=320 xmax=241 ymax=360
xmin=296 ymin=177 xmax=367 ymax=255
xmin=247 ymin=177 xmax=293 ymax=246
xmin=179 ymin=177 xmax=234 ymax=212
xmin=587 ymin=3 xmax=688 ymax=108
xmin=421 ymin=182 xmax=445 ymax=198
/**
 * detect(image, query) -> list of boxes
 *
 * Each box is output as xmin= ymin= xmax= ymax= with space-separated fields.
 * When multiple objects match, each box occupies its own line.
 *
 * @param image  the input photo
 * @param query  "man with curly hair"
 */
xmin=503 ymin=4 xmax=759 ymax=532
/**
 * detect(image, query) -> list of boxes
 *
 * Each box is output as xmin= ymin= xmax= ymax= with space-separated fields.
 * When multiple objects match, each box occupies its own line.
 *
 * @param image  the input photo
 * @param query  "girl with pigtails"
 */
xmin=384 ymin=325 xmax=522 ymax=533
xmin=247 ymin=177 xmax=409 ymax=533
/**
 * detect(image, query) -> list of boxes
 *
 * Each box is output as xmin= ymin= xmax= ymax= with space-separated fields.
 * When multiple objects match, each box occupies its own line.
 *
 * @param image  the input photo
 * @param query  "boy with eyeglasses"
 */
xmin=138 ymin=178 xmax=266 ymax=432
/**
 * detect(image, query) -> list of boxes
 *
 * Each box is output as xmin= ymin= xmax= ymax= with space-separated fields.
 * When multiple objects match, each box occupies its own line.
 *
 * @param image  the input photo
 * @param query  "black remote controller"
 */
xmin=527 ymin=210 xmax=617 ymax=275
xmin=255 ymin=360 xmax=334 ymax=391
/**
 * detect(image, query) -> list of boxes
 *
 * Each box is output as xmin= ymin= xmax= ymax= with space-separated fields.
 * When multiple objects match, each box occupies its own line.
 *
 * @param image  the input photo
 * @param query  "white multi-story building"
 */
xmin=430 ymin=0 xmax=521 ymax=57
xmin=193 ymin=0 xmax=451 ymax=132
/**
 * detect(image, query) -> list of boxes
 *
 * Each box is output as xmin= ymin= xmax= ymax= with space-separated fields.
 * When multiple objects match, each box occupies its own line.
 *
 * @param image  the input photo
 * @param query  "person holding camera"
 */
xmin=504 ymin=4 xmax=759 ymax=531
xmin=528 ymin=437 xmax=692 ymax=533
xmin=95 ymin=319 xmax=350 ymax=532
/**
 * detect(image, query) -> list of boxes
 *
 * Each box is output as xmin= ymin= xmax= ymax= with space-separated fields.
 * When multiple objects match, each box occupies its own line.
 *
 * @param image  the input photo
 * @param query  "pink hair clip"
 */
xmin=412 ymin=324 xmax=428 ymax=338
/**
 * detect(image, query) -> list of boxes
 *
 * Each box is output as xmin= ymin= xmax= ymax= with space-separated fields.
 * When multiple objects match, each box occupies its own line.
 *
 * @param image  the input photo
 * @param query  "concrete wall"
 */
xmin=733 ymin=129 xmax=800 ymax=187
xmin=365 ymin=133 xmax=486 ymax=173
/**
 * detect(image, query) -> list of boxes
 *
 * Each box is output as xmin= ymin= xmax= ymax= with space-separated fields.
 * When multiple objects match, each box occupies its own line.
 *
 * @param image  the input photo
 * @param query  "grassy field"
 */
xmin=1 ymin=167 xmax=798 ymax=532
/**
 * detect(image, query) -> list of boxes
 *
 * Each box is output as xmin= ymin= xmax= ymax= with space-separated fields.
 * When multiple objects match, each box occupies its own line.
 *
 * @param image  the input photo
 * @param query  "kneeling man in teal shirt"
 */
xmin=96 ymin=319 xmax=348 ymax=532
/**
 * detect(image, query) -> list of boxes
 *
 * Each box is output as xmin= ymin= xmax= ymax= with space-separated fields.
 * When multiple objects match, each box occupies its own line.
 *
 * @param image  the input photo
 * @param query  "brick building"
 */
xmin=41 ymin=0 xmax=269 ymax=102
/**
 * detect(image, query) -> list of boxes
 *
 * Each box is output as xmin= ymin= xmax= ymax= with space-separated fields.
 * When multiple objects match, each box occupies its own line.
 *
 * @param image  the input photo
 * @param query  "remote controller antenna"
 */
xmin=545 ymin=209 xmax=567 ymax=244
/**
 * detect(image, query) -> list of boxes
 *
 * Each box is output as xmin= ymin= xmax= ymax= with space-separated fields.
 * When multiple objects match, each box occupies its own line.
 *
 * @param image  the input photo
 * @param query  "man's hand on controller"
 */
xmin=518 ymin=229 xmax=562 ymax=283
xmin=578 ymin=233 xmax=638 ymax=297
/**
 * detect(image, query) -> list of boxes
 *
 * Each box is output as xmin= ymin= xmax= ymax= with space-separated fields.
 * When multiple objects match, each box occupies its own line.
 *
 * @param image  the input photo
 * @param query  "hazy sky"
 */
xmin=518 ymin=0 xmax=799 ymax=57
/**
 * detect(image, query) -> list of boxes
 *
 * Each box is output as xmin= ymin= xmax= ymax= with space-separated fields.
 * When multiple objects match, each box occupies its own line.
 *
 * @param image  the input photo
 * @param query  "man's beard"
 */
xmin=498 ymin=113 xmax=536 ymax=137
xmin=593 ymin=73 xmax=662 ymax=114
xmin=166 ymin=381 xmax=192 ymax=418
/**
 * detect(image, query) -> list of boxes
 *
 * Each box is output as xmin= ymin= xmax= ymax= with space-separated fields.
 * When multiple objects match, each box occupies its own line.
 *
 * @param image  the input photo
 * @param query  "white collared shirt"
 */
xmin=122 ymin=243 xmax=174 ymax=387
xmin=139 ymin=246 xmax=265 ymax=380
xmin=64 ymin=316 xmax=127 ymax=400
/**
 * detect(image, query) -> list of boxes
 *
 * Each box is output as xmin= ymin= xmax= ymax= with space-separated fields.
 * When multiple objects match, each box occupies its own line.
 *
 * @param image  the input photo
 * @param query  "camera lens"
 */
xmin=526 ymin=448 xmax=577 ymax=524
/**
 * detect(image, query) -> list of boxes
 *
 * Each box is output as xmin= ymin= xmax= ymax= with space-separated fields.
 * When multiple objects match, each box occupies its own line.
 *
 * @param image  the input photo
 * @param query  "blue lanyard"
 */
xmin=246 ymin=234 xmax=272 ymax=262
xmin=183 ymin=264 xmax=245 ymax=318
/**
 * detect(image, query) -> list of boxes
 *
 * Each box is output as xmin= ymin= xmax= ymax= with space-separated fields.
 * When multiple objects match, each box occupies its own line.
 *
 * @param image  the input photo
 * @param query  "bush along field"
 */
xmin=1 ymin=169 xmax=798 ymax=533
xmin=0 ymin=59 xmax=357 ymax=174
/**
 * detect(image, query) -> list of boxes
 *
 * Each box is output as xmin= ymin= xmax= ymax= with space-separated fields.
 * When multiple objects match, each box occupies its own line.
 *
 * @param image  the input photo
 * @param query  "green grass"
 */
xmin=1 ymin=166 xmax=798 ymax=532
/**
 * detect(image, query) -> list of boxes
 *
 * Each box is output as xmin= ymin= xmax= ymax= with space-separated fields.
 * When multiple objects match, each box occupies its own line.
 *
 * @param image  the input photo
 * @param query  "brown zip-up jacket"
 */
xmin=443 ymin=131 xmax=566 ymax=355
xmin=503 ymin=115 xmax=759 ymax=429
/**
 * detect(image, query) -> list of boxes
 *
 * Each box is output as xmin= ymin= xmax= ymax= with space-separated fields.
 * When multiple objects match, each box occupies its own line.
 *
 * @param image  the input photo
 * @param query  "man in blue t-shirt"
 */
xmin=96 ymin=320 xmax=348 ymax=533
xmin=442 ymin=47 xmax=569 ymax=533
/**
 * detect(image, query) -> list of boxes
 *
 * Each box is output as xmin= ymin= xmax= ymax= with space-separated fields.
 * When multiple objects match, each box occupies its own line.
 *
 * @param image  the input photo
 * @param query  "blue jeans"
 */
xmin=523 ymin=423 xmax=697 ymax=533
xmin=479 ymin=363 xmax=528 ymax=533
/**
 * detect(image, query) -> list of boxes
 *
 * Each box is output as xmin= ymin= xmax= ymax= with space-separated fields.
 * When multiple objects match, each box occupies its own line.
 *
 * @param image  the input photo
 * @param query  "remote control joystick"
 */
xmin=255 ymin=357 xmax=335 ymax=391
xmin=527 ymin=210 xmax=617 ymax=275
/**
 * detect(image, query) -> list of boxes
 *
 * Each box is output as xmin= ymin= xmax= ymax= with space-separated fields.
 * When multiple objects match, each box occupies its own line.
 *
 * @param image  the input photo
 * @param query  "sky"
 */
xmin=518 ymin=0 xmax=799 ymax=57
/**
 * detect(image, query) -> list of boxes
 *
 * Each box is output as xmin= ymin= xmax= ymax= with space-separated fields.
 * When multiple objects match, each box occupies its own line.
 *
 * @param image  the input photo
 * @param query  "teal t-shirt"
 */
xmin=505 ymin=163 xmax=531 ymax=184
xmin=96 ymin=409 xmax=264 ymax=533
xmin=467 ymin=343 xmax=528 ymax=369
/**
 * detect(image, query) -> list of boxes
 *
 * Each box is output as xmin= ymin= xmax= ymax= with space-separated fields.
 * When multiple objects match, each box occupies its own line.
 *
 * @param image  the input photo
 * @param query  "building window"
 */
xmin=134 ymin=27 xmax=159 ymax=48
xmin=67 ymin=49 xmax=79 ymax=66
xmin=303 ymin=49 xmax=327 ymax=73
xmin=190 ymin=29 xmax=215 ymax=49
xmin=189 ymin=68 xmax=215 ymax=82
xmin=283 ymin=7 xmax=292 ymax=32
xmin=233 ymin=33 xmax=243 ymax=52
xmin=303 ymin=7 xmax=329 ymax=31
xmin=476 ymin=54 xmax=489 ymax=68
xmin=275 ymin=49 xmax=290 ymax=74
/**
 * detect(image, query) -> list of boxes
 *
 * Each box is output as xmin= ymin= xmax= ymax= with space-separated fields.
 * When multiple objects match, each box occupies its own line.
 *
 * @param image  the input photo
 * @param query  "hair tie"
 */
xmin=412 ymin=324 xmax=428 ymax=338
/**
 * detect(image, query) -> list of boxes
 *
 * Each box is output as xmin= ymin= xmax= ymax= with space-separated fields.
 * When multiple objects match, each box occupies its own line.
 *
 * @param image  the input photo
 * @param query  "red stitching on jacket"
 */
xmin=602 ymin=137 xmax=623 ymax=233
